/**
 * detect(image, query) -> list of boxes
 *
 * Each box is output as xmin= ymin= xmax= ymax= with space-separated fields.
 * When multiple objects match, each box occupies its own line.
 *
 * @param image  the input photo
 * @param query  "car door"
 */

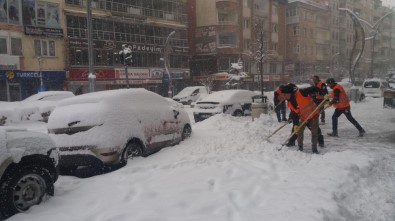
xmin=162 ymin=105 xmax=182 ymax=145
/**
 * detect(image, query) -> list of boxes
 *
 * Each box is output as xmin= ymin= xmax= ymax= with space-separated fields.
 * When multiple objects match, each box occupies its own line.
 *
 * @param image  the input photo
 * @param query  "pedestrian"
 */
xmin=280 ymin=83 xmax=321 ymax=153
xmin=274 ymin=86 xmax=287 ymax=122
xmin=326 ymin=78 xmax=365 ymax=137
xmin=312 ymin=75 xmax=328 ymax=124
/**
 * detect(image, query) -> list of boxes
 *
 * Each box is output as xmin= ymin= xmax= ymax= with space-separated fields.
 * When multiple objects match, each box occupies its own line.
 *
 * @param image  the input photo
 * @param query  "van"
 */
xmin=362 ymin=78 xmax=389 ymax=97
xmin=172 ymin=86 xmax=208 ymax=105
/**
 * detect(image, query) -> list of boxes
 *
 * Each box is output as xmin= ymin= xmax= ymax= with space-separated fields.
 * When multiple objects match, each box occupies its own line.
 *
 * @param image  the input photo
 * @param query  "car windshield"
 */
xmin=364 ymin=81 xmax=380 ymax=88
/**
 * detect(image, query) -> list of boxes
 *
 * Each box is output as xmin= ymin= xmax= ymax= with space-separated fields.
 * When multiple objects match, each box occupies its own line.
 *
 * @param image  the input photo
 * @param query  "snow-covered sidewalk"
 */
xmin=8 ymin=97 xmax=395 ymax=221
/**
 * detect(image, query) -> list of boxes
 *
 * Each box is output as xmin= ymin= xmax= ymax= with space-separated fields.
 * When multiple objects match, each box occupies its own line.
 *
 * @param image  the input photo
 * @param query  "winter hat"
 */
xmin=280 ymin=83 xmax=297 ymax=94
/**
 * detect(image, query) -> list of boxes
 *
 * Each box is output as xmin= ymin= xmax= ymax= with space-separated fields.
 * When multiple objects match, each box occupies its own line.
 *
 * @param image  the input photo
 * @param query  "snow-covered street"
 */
xmin=7 ymin=97 xmax=395 ymax=221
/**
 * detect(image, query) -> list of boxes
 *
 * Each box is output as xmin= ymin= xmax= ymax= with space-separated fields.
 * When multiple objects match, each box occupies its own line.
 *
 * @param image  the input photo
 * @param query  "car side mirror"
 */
xmin=173 ymin=110 xmax=179 ymax=119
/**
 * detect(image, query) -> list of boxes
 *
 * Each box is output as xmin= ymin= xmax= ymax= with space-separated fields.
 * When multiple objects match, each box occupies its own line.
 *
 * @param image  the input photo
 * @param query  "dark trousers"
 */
xmin=288 ymin=113 xmax=323 ymax=146
xmin=332 ymin=107 xmax=364 ymax=134
xmin=275 ymin=101 xmax=287 ymax=122
xmin=298 ymin=115 xmax=319 ymax=150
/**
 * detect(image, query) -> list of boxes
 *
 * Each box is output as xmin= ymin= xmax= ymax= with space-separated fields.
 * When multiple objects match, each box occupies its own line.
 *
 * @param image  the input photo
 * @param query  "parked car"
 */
xmin=0 ymin=128 xmax=59 ymax=219
xmin=0 ymin=91 xmax=75 ymax=125
xmin=193 ymin=90 xmax=256 ymax=122
xmin=173 ymin=86 xmax=208 ymax=105
xmin=362 ymin=78 xmax=389 ymax=97
xmin=327 ymin=80 xmax=365 ymax=102
xmin=47 ymin=89 xmax=192 ymax=172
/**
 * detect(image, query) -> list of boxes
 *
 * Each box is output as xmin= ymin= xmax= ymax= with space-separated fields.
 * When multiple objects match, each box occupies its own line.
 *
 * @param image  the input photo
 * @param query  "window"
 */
xmin=270 ymin=63 xmax=276 ymax=73
xmin=293 ymin=26 xmax=299 ymax=36
xmin=272 ymin=5 xmax=277 ymax=14
xmin=244 ymin=39 xmax=250 ymax=50
xmin=272 ymin=43 xmax=277 ymax=51
xmin=0 ymin=38 xmax=7 ymax=54
xmin=243 ymin=0 xmax=250 ymax=8
xmin=272 ymin=24 xmax=278 ymax=33
xmin=11 ymin=38 xmax=22 ymax=55
xmin=244 ymin=19 xmax=250 ymax=29
xmin=34 ymin=39 xmax=56 ymax=57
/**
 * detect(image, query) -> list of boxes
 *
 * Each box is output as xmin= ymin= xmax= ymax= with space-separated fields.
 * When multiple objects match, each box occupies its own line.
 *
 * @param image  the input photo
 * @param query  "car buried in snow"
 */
xmin=0 ymin=128 xmax=59 ymax=219
xmin=0 ymin=91 xmax=75 ymax=125
xmin=47 ymin=89 xmax=192 ymax=172
xmin=193 ymin=89 xmax=257 ymax=122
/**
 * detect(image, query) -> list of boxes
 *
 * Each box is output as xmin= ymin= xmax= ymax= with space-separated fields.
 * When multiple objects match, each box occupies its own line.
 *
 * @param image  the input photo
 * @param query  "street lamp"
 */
xmin=164 ymin=31 xmax=176 ymax=97
xmin=37 ymin=56 xmax=44 ymax=91
xmin=119 ymin=44 xmax=132 ymax=88
xmin=87 ymin=0 xmax=96 ymax=92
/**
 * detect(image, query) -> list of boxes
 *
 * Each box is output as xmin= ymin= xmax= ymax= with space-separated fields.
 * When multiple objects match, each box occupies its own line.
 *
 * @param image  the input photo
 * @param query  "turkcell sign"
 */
xmin=16 ymin=72 xmax=42 ymax=78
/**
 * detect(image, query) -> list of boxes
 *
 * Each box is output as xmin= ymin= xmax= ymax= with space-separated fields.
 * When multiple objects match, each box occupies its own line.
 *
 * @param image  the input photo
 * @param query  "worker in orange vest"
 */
xmin=280 ymin=83 xmax=321 ymax=153
xmin=326 ymin=78 xmax=365 ymax=137
xmin=274 ymin=86 xmax=287 ymax=122
xmin=312 ymin=75 xmax=328 ymax=124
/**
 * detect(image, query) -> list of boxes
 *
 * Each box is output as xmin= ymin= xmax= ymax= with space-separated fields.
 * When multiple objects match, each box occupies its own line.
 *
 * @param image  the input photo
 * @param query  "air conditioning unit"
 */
xmin=128 ymin=7 xmax=141 ymax=15
xmin=164 ymin=13 xmax=175 ymax=20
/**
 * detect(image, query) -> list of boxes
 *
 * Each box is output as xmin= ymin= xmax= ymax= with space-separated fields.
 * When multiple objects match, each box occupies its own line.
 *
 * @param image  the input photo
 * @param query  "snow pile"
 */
xmin=7 ymin=97 xmax=395 ymax=221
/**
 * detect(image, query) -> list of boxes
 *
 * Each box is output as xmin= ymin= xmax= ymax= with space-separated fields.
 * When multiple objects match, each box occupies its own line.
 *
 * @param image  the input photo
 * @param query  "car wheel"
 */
xmin=187 ymin=100 xmax=192 ymax=105
xmin=0 ymin=164 xmax=53 ymax=218
xmin=120 ymin=141 xmax=143 ymax=165
xmin=359 ymin=94 xmax=365 ymax=101
xmin=233 ymin=110 xmax=243 ymax=117
xmin=181 ymin=125 xmax=192 ymax=141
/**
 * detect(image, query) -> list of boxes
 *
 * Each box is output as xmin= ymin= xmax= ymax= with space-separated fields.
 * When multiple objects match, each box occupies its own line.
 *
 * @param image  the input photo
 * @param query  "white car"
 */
xmin=0 ymin=91 xmax=75 ymax=125
xmin=0 ymin=128 xmax=59 ymax=219
xmin=362 ymin=78 xmax=389 ymax=97
xmin=173 ymin=86 xmax=208 ymax=105
xmin=47 ymin=89 xmax=192 ymax=171
xmin=193 ymin=90 xmax=256 ymax=122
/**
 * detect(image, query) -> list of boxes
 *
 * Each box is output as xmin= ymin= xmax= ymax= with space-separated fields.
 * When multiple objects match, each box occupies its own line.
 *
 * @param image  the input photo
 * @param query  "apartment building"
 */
xmin=64 ymin=0 xmax=189 ymax=95
xmin=189 ymin=0 xmax=288 ymax=91
xmin=0 ymin=0 xmax=66 ymax=101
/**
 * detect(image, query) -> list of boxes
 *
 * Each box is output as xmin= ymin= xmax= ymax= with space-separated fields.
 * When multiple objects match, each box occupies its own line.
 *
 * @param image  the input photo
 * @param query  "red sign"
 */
xmin=68 ymin=69 xmax=115 ymax=80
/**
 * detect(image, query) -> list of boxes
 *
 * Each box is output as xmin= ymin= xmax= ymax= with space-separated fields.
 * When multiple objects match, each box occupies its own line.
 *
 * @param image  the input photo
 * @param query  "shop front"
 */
xmin=0 ymin=70 xmax=65 ymax=101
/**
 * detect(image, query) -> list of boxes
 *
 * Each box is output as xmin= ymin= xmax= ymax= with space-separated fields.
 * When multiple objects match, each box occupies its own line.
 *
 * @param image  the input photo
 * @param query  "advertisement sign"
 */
xmin=115 ymin=68 xmax=150 ymax=79
xmin=36 ymin=2 xmax=46 ymax=26
xmin=22 ymin=0 xmax=36 ymax=26
xmin=8 ymin=0 xmax=20 ymax=24
xmin=150 ymin=69 xmax=163 ymax=79
xmin=115 ymin=79 xmax=162 ymax=85
xmin=24 ymin=26 xmax=63 ymax=38
xmin=68 ymin=69 xmax=115 ymax=80
xmin=46 ymin=3 xmax=60 ymax=28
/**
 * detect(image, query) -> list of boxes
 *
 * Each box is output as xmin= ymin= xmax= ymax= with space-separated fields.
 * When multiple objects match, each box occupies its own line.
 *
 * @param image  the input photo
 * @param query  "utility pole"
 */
xmin=87 ymin=0 xmax=96 ymax=92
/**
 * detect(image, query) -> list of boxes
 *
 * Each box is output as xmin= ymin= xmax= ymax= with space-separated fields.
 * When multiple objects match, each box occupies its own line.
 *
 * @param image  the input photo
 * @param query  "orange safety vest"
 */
xmin=315 ymin=81 xmax=324 ymax=100
xmin=331 ymin=83 xmax=350 ymax=109
xmin=287 ymin=90 xmax=319 ymax=120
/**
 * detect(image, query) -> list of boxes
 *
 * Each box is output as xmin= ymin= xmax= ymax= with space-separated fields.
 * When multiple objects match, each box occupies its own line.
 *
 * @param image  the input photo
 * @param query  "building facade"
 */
xmin=189 ymin=0 xmax=288 ymax=91
xmin=64 ymin=0 xmax=189 ymax=96
xmin=0 ymin=0 xmax=66 ymax=101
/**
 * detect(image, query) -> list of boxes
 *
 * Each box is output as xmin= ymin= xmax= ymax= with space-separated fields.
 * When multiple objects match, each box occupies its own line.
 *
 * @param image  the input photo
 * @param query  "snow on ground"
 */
xmin=7 ymin=97 xmax=395 ymax=221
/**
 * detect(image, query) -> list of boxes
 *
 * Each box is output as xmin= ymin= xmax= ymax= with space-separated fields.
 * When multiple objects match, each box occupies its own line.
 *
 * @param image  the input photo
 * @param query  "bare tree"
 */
xmin=199 ymin=73 xmax=215 ymax=94
xmin=253 ymin=18 xmax=276 ymax=95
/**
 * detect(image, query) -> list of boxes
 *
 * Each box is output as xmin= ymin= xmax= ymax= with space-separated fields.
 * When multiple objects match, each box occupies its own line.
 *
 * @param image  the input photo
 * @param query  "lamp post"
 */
xmin=87 ymin=0 xmax=96 ymax=92
xmin=119 ymin=44 xmax=132 ymax=88
xmin=37 ymin=56 xmax=43 ymax=91
xmin=164 ymin=31 xmax=176 ymax=97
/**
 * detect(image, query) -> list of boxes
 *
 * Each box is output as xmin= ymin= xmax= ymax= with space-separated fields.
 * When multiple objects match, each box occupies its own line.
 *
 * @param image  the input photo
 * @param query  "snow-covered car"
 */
xmin=362 ymin=78 xmax=389 ymax=97
xmin=173 ymin=86 xmax=208 ymax=105
xmin=0 ymin=91 xmax=75 ymax=125
xmin=0 ymin=128 xmax=59 ymax=219
xmin=47 ymin=89 xmax=192 ymax=171
xmin=193 ymin=90 xmax=256 ymax=122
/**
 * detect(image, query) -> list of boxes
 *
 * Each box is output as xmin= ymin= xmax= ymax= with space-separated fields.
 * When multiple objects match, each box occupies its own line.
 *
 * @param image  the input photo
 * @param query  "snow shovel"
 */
xmin=266 ymin=121 xmax=290 ymax=141
xmin=277 ymin=97 xmax=330 ymax=151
